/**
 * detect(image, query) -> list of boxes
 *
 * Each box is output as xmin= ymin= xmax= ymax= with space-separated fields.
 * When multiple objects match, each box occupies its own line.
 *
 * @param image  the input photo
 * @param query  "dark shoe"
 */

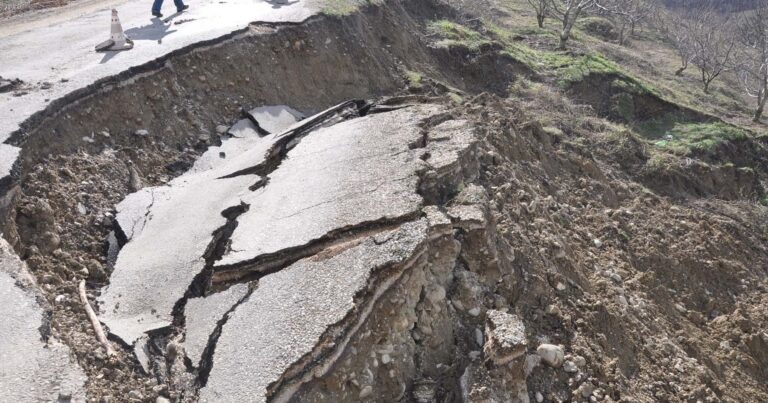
xmin=152 ymin=10 xmax=163 ymax=17
xmin=177 ymin=5 xmax=189 ymax=12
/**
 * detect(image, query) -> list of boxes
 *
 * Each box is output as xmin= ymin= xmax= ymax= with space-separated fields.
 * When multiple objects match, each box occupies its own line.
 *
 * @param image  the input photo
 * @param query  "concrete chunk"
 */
xmin=483 ymin=310 xmax=527 ymax=366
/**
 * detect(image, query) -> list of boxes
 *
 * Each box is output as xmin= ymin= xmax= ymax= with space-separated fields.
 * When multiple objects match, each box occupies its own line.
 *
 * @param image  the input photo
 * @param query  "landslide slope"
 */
xmin=1 ymin=0 xmax=767 ymax=402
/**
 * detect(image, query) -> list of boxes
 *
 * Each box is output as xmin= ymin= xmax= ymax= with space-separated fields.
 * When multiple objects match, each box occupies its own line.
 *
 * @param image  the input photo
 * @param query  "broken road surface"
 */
xmin=0 ymin=239 xmax=86 ymax=402
xmin=99 ymin=101 xmax=480 ymax=400
xmin=0 ymin=0 xmax=316 ymax=187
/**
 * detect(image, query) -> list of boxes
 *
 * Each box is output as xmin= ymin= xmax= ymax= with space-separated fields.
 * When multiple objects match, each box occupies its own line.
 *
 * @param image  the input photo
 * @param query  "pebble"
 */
xmin=535 ymin=391 xmax=544 ymax=402
xmin=134 ymin=129 xmax=149 ymax=137
xmin=474 ymin=328 xmax=484 ymax=347
xmin=573 ymin=355 xmax=587 ymax=367
xmin=563 ymin=360 xmax=578 ymax=373
xmin=593 ymin=239 xmax=603 ymax=248
xmin=545 ymin=304 xmax=561 ymax=316
xmin=156 ymin=398 xmax=170 ymax=403
xmin=358 ymin=385 xmax=373 ymax=399
xmin=381 ymin=354 xmax=391 ymax=365
xmin=468 ymin=307 xmax=481 ymax=316
xmin=127 ymin=390 xmax=142 ymax=400
xmin=537 ymin=343 xmax=565 ymax=367
xmin=578 ymin=382 xmax=594 ymax=398
xmin=216 ymin=125 xmax=229 ymax=135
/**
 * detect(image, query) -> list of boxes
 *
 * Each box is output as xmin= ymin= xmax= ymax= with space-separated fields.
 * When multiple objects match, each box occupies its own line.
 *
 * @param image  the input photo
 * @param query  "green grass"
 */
xmin=555 ymin=53 xmax=622 ymax=86
xmin=652 ymin=122 xmax=748 ymax=155
xmin=428 ymin=20 xmax=493 ymax=51
xmin=405 ymin=70 xmax=423 ymax=89
xmin=321 ymin=0 xmax=382 ymax=16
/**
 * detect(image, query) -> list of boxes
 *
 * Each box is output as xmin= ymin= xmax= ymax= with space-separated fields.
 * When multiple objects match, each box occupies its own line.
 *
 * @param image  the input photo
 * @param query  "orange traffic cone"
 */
xmin=95 ymin=9 xmax=134 ymax=52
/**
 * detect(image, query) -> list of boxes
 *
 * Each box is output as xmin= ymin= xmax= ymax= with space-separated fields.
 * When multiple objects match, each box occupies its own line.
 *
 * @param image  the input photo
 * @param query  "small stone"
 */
xmin=609 ymin=273 xmax=622 ymax=283
xmin=216 ymin=125 xmax=229 ymax=134
xmin=468 ymin=350 xmax=481 ymax=360
xmin=563 ymin=360 xmax=578 ymax=373
xmin=573 ymin=355 xmax=587 ymax=367
xmin=545 ymin=304 xmax=561 ymax=316
xmin=675 ymin=303 xmax=687 ymax=313
xmin=76 ymin=202 xmax=87 ymax=215
xmin=127 ymin=390 xmax=142 ymax=400
xmin=468 ymin=307 xmax=481 ymax=316
xmin=555 ymin=282 xmax=567 ymax=291
xmin=134 ymin=129 xmax=149 ymax=137
xmin=156 ymin=398 xmax=171 ymax=403
xmin=535 ymin=391 xmax=544 ymax=403
xmin=537 ymin=343 xmax=565 ymax=368
xmin=55 ymin=294 xmax=67 ymax=304
xmin=475 ymin=328 xmax=484 ymax=347
xmin=381 ymin=354 xmax=391 ymax=364
xmin=358 ymin=385 xmax=373 ymax=399
xmin=593 ymin=239 xmax=603 ymax=248
xmin=82 ymin=136 xmax=95 ymax=143
xmin=578 ymin=382 xmax=594 ymax=398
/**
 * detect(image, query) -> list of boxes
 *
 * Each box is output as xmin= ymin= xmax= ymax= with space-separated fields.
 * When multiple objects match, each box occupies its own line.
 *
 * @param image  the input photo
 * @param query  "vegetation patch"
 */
xmin=427 ymin=20 xmax=493 ymax=51
xmin=321 ymin=0 xmax=382 ymax=16
xmin=652 ymin=122 xmax=748 ymax=155
xmin=405 ymin=70 xmax=423 ymax=89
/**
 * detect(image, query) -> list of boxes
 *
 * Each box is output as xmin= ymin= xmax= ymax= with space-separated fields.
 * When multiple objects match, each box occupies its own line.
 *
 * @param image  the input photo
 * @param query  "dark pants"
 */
xmin=152 ymin=0 xmax=185 ymax=13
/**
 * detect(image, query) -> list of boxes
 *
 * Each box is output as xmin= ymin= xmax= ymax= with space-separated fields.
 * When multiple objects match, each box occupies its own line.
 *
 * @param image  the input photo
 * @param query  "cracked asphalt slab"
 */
xmin=98 ymin=104 xmax=433 ymax=346
xmin=216 ymin=105 xmax=439 ymax=268
xmin=199 ymin=219 xmax=431 ymax=403
xmin=183 ymin=283 xmax=250 ymax=368
xmin=0 ymin=238 xmax=87 ymax=402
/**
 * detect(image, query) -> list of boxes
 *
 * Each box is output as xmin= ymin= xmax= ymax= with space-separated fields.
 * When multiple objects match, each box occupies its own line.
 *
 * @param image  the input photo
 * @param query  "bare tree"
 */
xmin=548 ymin=0 xmax=599 ymax=49
xmin=601 ymin=0 xmax=654 ymax=45
xmin=735 ymin=1 xmax=768 ymax=122
xmin=658 ymin=11 xmax=697 ymax=76
xmin=526 ymin=0 xmax=549 ymax=28
xmin=689 ymin=10 xmax=736 ymax=93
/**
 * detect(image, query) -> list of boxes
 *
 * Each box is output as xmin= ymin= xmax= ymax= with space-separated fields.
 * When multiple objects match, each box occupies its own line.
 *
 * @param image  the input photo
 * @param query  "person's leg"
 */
xmin=152 ymin=0 xmax=163 ymax=13
xmin=173 ymin=0 xmax=187 ymax=11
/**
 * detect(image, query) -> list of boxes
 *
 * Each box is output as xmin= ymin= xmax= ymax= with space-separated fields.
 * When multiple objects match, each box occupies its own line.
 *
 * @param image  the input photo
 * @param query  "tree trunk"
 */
xmin=630 ymin=21 xmax=636 ymax=35
xmin=619 ymin=24 xmax=626 ymax=46
xmin=537 ymin=13 xmax=545 ymax=28
xmin=754 ymin=91 xmax=767 ymax=123
xmin=675 ymin=65 xmax=687 ymax=76
xmin=559 ymin=16 xmax=574 ymax=50
xmin=702 ymin=69 xmax=710 ymax=93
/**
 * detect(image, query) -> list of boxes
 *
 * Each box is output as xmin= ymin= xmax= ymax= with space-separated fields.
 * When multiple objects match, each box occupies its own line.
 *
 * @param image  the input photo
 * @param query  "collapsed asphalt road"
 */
xmin=100 ymin=99 xmax=488 ymax=401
